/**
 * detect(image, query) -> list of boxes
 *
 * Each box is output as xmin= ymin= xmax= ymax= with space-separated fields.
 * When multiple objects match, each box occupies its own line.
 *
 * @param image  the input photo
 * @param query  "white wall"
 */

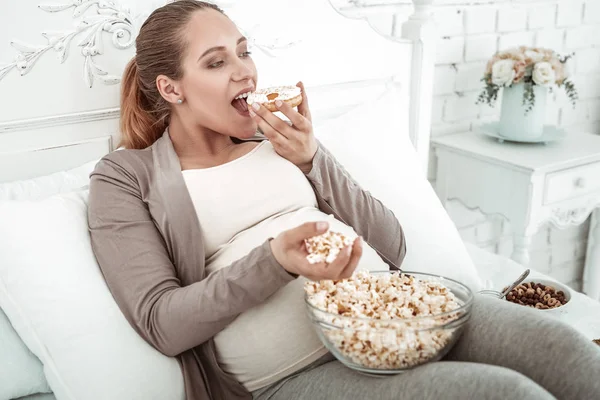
xmin=426 ymin=0 xmax=600 ymax=291
xmin=350 ymin=0 xmax=600 ymax=291
xmin=431 ymin=0 xmax=600 ymax=142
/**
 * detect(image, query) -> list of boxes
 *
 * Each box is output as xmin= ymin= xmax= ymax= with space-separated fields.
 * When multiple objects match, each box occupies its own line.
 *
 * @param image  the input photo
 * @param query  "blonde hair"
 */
xmin=119 ymin=0 xmax=223 ymax=149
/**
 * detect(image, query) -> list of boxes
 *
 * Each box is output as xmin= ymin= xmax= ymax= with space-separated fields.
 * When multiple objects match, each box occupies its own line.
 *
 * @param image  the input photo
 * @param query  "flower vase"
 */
xmin=498 ymin=83 xmax=547 ymax=141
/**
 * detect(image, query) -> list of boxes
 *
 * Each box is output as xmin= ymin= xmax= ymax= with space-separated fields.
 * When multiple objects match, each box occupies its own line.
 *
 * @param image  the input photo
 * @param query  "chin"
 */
xmin=230 ymin=126 xmax=258 ymax=140
xmin=238 ymin=121 xmax=259 ymax=139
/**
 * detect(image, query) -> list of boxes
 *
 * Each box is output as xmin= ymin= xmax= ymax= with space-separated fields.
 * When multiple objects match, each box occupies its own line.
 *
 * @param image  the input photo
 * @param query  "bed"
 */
xmin=0 ymin=1 xmax=598 ymax=399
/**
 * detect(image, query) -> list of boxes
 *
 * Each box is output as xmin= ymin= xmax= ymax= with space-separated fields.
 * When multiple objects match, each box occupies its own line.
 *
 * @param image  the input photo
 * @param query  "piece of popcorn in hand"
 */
xmin=305 ymin=229 xmax=354 ymax=264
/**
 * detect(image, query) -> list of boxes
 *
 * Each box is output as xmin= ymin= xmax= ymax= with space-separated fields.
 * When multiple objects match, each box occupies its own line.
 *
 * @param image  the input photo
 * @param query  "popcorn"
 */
xmin=305 ymin=270 xmax=462 ymax=370
xmin=305 ymin=229 xmax=354 ymax=264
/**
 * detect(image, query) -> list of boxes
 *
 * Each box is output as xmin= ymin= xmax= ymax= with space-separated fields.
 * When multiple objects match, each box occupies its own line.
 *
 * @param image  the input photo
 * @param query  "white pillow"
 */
xmin=0 ymin=190 xmax=185 ymax=400
xmin=0 ymin=159 xmax=99 ymax=399
xmin=313 ymin=86 xmax=484 ymax=292
xmin=0 ymin=308 xmax=51 ymax=400
xmin=0 ymin=159 xmax=97 ymax=201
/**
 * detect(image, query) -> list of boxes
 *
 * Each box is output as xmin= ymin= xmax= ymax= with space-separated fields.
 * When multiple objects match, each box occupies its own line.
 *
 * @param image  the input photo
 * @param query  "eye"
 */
xmin=208 ymin=60 xmax=224 ymax=68
xmin=240 ymin=51 xmax=252 ymax=58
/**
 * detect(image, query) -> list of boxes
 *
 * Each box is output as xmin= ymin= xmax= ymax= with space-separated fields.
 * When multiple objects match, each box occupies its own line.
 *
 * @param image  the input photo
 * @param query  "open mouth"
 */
xmin=231 ymin=91 xmax=251 ymax=115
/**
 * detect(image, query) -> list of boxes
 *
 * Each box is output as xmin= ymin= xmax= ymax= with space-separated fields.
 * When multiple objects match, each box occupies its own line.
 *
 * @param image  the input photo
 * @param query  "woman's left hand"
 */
xmin=249 ymin=81 xmax=317 ymax=174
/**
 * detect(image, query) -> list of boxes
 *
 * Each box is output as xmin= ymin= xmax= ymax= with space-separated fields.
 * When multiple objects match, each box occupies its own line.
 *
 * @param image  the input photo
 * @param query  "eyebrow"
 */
xmin=198 ymin=36 xmax=247 ymax=61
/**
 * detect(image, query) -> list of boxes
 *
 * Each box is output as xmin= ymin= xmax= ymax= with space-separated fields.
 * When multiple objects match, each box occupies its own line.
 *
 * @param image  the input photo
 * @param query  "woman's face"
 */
xmin=178 ymin=9 xmax=258 ymax=139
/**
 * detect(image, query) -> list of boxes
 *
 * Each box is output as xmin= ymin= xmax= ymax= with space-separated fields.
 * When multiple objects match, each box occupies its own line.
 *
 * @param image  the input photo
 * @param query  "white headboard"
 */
xmin=0 ymin=0 xmax=436 ymax=182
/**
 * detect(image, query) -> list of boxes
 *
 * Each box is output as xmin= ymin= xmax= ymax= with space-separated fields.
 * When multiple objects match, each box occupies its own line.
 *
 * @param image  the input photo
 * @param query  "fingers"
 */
xmin=296 ymin=81 xmax=312 ymax=122
xmin=308 ymin=237 xmax=362 ymax=281
xmin=325 ymin=244 xmax=353 ymax=278
xmin=339 ymin=237 xmax=363 ymax=279
xmin=275 ymin=99 xmax=311 ymax=132
xmin=250 ymin=103 xmax=292 ymax=139
xmin=286 ymin=221 xmax=329 ymax=243
xmin=282 ymin=222 xmax=362 ymax=282
xmin=254 ymin=118 xmax=287 ymax=147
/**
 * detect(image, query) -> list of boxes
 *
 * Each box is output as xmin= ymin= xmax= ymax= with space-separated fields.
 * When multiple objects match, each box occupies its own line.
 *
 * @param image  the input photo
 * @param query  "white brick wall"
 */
xmin=565 ymin=26 xmax=598 ymax=49
xmin=497 ymin=7 xmax=528 ymax=32
xmin=431 ymin=97 xmax=445 ymax=124
xmin=589 ymin=99 xmax=600 ymax=121
xmin=528 ymin=4 xmax=556 ymax=29
xmin=418 ymin=0 xmax=600 ymax=292
xmin=465 ymin=34 xmax=498 ymax=61
xmin=434 ymin=7 xmax=465 ymax=36
xmin=436 ymin=37 xmax=465 ymax=64
xmin=434 ymin=65 xmax=457 ymax=95
xmin=584 ymin=0 xmax=600 ymax=24
xmin=535 ymin=29 xmax=565 ymax=50
xmin=465 ymin=6 xmax=497 ymax=34
xmin=456 ymin=62 xmax=487 ymax=92
xmin=444 ymin=92 xmax=482 ymax=121
xmin=498 ymin=30 xmax=535 ymax=49
xmin=578 ymin=74 xmax=600 ymax=99
xmin=573 ymin=47 xmax=600 ymax=74
xmin=556 ymin=1 xmax=583 ymax=27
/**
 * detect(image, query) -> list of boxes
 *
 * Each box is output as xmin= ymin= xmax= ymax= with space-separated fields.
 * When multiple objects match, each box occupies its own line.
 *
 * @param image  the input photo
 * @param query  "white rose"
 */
xmin=491 ymin=59 xmax=516 ymax=87
xmin=532 ymin=62 xmax=556 ymax=86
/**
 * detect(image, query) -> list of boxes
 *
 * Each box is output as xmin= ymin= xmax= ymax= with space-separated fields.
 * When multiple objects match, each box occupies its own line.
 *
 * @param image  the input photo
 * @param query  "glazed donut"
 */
xmin=246 ymin=85 xmax=303 ymax=112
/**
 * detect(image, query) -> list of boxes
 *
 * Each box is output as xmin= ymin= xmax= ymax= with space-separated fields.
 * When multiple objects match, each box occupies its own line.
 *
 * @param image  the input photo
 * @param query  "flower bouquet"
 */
xmin=477 ymin=46 xmax=578 ymax=141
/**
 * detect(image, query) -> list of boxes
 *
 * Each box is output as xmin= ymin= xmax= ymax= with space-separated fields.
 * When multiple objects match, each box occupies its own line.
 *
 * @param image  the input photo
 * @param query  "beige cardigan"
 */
xmin=87 ymin=131 xmax=406 ymax=400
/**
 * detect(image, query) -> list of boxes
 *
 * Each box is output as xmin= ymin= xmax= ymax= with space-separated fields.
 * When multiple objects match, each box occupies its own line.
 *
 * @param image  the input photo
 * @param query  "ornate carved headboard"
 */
xmin=0 ymin=0 xmax=436 ymax=181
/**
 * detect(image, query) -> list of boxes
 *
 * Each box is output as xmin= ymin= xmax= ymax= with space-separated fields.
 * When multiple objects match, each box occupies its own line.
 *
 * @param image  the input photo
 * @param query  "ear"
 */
xmin=156 ymin=75 xmax=183 ymax=104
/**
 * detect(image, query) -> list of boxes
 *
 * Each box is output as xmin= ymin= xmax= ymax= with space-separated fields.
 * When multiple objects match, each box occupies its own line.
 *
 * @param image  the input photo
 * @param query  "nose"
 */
xmin=231 ymin=57 xmax=254 ymax=83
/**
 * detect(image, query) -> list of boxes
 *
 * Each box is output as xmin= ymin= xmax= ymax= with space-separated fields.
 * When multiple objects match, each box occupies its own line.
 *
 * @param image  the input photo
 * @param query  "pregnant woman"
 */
xmin=87 ymin=1 xmax=600 ymax=399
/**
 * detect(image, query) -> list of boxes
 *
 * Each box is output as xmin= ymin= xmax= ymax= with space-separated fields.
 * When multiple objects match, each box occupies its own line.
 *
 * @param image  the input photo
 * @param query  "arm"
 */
xmin=88 ymin=156 xmax=295 ymax=357
xmin=247 ymin=89 xmax=405 ymax=269
xmin=305 ymin=141 xmax=406 ymax=271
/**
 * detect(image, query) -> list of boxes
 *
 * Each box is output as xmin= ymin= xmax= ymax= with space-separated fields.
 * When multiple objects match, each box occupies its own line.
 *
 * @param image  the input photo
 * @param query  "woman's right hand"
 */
xmin=269 ymin=221 xmax=363 ymax=281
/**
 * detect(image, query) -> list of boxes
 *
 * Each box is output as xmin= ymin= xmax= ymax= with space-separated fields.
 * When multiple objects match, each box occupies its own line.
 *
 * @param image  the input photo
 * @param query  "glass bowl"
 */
xmin=304 ymin=271 xmax=474 ymax=375
xmin=477 ymin=289 xmax=503 ymax=298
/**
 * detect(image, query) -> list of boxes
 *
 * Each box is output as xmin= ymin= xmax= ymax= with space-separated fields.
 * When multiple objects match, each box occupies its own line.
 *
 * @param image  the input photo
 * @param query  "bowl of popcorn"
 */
xmin=304 ymin=270 xmax=474 ymax=375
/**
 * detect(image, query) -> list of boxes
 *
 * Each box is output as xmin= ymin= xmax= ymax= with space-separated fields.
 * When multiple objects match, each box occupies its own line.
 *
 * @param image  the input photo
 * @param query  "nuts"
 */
xmin=503 ymin=281 xmax=568 ymax=309
xmin=305 ymin=229 xmax=354 ymax=264
xmin=305 ymin=270 xmax=461 ymax=370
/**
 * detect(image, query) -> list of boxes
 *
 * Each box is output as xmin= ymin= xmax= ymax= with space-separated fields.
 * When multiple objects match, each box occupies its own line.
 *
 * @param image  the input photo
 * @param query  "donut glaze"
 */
xmin=246 ymin=85 xmax=303 ymax=111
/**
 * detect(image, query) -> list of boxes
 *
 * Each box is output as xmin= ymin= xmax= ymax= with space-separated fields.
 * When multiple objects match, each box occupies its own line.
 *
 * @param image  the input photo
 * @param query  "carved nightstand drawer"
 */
xmin=544 ymin=163 xmax=600 ymax=205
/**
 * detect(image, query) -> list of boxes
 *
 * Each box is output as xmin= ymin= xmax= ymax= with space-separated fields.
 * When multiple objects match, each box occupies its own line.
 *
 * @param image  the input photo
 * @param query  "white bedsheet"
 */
xmin=466 ymin=243 xmax=600 ymax=341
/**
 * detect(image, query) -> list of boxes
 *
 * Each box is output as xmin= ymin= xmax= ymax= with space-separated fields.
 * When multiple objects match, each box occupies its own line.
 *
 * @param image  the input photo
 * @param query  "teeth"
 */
xmin=235 ymin=91 xmax=252 ymax=100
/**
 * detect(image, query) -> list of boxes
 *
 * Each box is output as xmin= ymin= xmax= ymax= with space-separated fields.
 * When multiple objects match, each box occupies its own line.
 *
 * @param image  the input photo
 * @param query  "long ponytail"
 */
xmin=117 ymin=1 xmax=224 ymax=149
xmin=118 ymin=58 xmax=167 ymax=149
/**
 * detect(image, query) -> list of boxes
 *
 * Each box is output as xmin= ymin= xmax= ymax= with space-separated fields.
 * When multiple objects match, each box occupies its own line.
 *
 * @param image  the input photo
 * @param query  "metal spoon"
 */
xmin=500 ymin=269 xmax=530 ymax=299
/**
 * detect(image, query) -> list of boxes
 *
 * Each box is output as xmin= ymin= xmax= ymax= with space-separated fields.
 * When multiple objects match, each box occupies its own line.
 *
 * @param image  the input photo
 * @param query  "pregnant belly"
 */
xmin=209 ymin=207 xmax=390 ymax=391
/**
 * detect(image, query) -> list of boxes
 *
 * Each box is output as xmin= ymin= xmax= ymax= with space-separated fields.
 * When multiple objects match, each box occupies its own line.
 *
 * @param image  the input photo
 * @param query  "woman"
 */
xmin=87 ymin=1 xmax=600 ymax=399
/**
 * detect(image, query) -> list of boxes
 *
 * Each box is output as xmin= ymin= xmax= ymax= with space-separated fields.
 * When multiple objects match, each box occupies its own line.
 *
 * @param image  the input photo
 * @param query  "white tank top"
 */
xmin=182 ymin=141 xmax=319 ymax=262
xmin=182 ymin=140 xmax=389 ymax=391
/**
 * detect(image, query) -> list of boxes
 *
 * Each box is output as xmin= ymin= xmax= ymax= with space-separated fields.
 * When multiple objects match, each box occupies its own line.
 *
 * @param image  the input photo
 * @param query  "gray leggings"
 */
xmin=252 ymin=294 xmax=600 ymax=400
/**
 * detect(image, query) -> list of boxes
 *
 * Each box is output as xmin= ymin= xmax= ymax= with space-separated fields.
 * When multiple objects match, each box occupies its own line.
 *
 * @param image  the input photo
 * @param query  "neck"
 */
xmin=168 ymin=115 xmax=235 ymax=160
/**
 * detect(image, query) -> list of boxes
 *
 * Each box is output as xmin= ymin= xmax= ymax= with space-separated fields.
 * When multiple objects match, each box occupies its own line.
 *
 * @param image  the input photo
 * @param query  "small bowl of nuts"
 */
xmin=304 ymin=270 xmax=474 ymax=375
xmin=503 ymin=278 xmax=572 ymax=311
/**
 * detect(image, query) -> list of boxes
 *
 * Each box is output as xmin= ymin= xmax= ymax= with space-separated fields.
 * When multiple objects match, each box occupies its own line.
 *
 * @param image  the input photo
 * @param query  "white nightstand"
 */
xmin=431 ymin=131 xmax=600 ymax=300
